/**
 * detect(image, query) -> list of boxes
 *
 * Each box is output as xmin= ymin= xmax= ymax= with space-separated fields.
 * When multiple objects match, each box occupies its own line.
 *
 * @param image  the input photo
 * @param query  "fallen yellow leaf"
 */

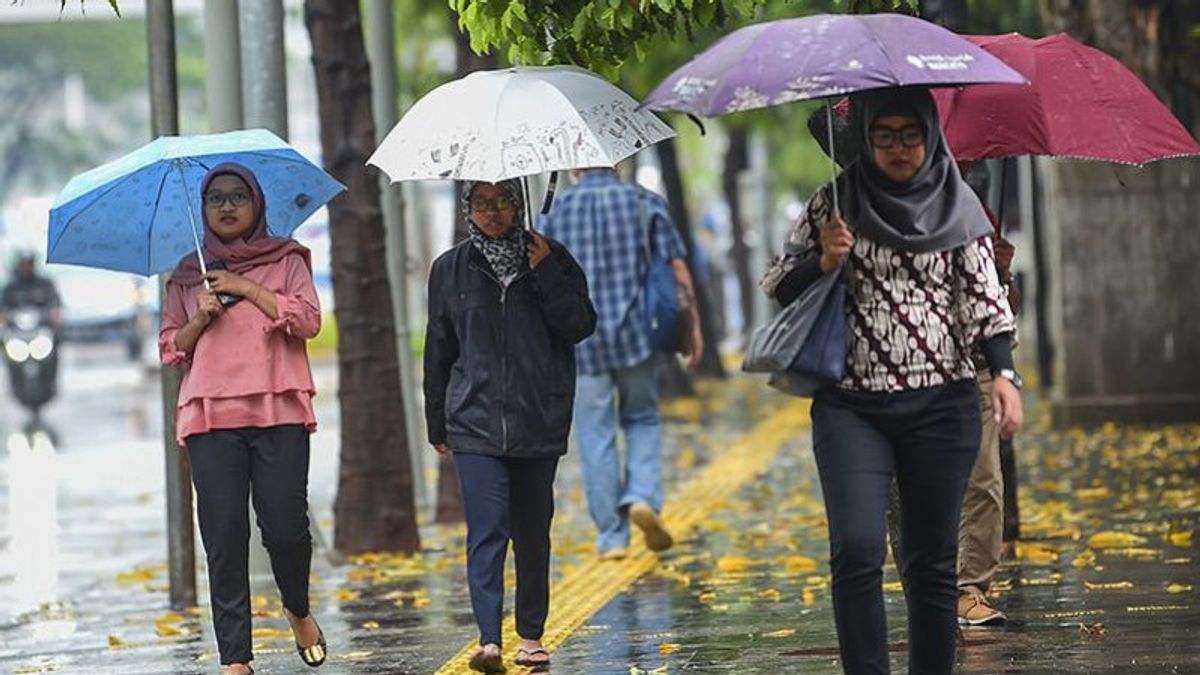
xmin=362 ymin=621 xmax=380 ymax=630
xmin=335 ymin=589 xmax=362 ymax=602
xmin=1076 ymin=487 xmax=1111 ymax=501
xmin=1083 ymin=580 xmax=1134 ymax=591
xmin=658 ymin=642 xmax=681 ymax=656
xmin=698 ymin=591 xmax=717 ymax=604
xmin=1016 ymin=542 xmax=1060 ymax=565
xmin=155 ymin=623 xmax=187 ymax=637
xmin=716 ymin=556 xmax=754 ymax=573
xmin=1166 ymin=583 xmax=1193 ymax=594
xmin=1072 ymin=550 xmax=1097 ymax=569
xmin=784 ymin=556 xmax=819 ymax=574
xmin=107 ymin=635 xmax=125 ymax=648
xmin=758 ymin=588 xmax=782 ymax=601
xmin=1088 ymin=531 xmax=1148 ymax=549
xmin=803 ymin=589 xmax=816 ymax=605
xmin=882 ymin=581 xmax=904 ymax=592
xmin=1166 ymin=531 xmax=1193 ymax=547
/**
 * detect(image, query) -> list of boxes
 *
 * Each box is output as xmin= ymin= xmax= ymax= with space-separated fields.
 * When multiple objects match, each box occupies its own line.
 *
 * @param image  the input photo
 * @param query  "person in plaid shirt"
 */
xmin=540 ymin=167 xmax=703 ymax=559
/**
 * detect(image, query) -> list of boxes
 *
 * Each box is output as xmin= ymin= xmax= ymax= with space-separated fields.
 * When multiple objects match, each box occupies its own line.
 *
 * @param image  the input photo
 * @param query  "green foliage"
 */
xmin=967 ymin=0 xmax=1043 ymax=35
xmin=834 ymin=0 xmax=916 ymax=13
xmin=449 ymin=0 xmax=764 ymax=79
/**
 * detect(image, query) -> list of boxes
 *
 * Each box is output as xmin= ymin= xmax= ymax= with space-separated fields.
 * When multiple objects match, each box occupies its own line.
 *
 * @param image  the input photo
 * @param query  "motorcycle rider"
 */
xmin=2 ymin=253 xmax=62 ymax=327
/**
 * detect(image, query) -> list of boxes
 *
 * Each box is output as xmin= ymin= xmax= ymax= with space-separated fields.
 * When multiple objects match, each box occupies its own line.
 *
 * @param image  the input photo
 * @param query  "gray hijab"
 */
xmin=836 ymin=87 xmax=991 ymax=254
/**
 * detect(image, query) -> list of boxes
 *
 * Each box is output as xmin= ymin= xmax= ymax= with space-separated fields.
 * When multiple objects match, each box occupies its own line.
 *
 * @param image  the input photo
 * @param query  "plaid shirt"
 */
xmin=539 ymin=171 xmax=686 ymax=374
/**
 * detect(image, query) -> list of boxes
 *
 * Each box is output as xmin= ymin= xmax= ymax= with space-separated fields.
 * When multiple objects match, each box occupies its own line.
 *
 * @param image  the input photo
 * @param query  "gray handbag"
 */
xmin=742 ymin=268 xmax=843 ymax=374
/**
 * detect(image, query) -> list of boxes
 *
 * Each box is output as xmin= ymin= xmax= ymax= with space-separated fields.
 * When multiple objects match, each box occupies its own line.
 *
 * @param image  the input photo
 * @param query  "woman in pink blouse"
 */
xmin=761 ymin=88 xmax=1023 ymax=675
xmin=159 ymin=163 xmax=326 ymax=675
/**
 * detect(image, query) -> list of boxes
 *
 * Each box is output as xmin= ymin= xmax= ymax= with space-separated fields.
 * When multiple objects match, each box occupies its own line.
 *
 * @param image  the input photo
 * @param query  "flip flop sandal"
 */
xmin=468 ymin=647 xmax=505 ymax=673
xmin=514 ymin=646 xmax=551 ymax=667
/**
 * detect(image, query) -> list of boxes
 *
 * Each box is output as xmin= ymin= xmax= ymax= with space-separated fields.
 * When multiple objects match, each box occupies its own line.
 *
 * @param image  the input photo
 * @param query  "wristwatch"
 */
xmin=995 ymin=368 xmax=1023 ymax=390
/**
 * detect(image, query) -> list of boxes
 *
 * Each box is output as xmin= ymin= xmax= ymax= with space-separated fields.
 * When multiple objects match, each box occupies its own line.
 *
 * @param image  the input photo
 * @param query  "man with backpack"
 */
xmin=540 ymin=167 xmax=703 ymax=559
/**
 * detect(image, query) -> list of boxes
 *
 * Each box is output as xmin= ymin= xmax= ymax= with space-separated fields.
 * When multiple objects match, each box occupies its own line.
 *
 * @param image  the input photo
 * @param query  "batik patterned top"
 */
xmin=760 ymin=184 xmax=1014 ymax=393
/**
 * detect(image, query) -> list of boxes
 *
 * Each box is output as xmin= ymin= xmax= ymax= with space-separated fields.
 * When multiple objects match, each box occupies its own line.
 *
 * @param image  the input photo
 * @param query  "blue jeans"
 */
xmin=573 ymin=357 xmax=664 ymax=552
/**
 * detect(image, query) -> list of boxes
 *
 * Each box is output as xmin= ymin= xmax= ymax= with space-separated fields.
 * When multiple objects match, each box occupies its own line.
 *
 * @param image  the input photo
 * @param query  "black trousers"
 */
xmin=812 ymin=381 xmax=980 ymax=675
xmin=453 ymin=452 xmax=558 ymax=647
xmin=188 ymin=425 xmax=313 ymax=665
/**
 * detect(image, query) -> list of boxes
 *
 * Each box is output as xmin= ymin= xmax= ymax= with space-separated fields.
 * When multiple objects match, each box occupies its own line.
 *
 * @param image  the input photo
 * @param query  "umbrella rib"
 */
xmin=147 ymin=167 xmax=174 ymax=274
xmin=49 ymin=170 xmax=143 ymax=260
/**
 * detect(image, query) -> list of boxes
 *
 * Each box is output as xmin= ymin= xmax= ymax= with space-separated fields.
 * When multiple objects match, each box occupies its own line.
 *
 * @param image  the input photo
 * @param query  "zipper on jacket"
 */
xmin=471 ymin=262 xmax=530 ymax=455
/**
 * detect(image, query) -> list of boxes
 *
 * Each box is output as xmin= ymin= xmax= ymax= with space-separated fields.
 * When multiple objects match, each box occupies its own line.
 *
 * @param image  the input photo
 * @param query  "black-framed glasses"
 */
xmin=204 ymin=190 xmax=252 ymax=208
xmin=469 ymin=197 xmax=514 ymax=213
xmin=868 ymin=124 xmax=926 ymax=149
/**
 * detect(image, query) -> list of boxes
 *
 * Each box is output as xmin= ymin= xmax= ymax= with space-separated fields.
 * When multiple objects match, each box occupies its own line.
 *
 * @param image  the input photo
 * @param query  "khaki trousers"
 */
xmin=957 ymin=372 xmax=1004 ymax=595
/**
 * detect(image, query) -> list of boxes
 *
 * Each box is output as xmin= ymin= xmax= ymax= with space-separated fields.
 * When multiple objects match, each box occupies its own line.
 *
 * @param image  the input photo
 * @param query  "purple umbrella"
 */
xmin=641 ymin=13 xmax=1026 ymax=213
xmin=643 ymin=13 xmax=1026 ymax=117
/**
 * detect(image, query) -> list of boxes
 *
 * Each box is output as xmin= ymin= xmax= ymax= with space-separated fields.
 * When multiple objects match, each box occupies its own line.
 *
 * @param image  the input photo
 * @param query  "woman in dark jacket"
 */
xmin=761 ymin=88 xmax=1023 ymax=675
xmin=424 ymin=178 xmax=596 ymax=673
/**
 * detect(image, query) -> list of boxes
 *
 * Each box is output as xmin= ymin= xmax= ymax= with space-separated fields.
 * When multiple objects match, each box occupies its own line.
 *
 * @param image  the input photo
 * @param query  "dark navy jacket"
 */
xmin=423 ymin=238 xmax=596 ymax=458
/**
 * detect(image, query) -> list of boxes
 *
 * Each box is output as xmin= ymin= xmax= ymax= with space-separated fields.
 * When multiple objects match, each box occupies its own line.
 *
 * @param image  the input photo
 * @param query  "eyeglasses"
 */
xmin=469 ymin=197 xmax=514 ymax=213
xmin=868 ymin=124 xmax=926 ymax=149
xmin=204 ymin=190 xmax=252 ymax=208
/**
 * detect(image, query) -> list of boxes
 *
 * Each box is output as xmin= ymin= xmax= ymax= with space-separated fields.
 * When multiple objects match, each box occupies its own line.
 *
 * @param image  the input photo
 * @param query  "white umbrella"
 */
xmin=367 ymin=65 xmax=676 ymax=184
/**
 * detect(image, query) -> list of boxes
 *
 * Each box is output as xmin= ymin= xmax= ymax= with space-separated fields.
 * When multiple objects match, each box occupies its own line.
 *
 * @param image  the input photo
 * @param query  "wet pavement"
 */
xmin=0 ymin=347 xmax=1197 ymax=674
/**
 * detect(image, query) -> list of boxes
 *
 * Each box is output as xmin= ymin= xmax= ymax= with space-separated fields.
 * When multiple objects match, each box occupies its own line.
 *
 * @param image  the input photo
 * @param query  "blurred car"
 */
xmin=49 ymin=265 xmax=151 ymax=360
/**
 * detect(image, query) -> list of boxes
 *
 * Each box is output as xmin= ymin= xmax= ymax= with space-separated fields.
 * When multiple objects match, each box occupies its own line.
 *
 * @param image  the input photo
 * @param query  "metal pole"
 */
xmin=147 ymin=0 xmax=197 ymax=610
xmin=204 ymin=0 xmax=243 ymax=132
xmin=366 ymin=0 xmax=426 ymax=510
xmin=239 ymin=0 xmax=288 ymax=138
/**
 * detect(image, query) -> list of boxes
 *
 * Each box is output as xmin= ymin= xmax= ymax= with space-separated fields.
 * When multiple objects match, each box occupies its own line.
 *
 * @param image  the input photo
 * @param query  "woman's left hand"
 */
xmin=990 ymin=376 xmax=1024 ymax=439
xmin=527 ymin=231 xmax=551 ymax=269
xmin=205 ymin=270 xmax=252 ymax=297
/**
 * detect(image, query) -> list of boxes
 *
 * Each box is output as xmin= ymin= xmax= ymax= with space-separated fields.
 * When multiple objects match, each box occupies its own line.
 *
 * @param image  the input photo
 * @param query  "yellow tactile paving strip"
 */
xmin=435 ymin=398 xmax=811 ymax=674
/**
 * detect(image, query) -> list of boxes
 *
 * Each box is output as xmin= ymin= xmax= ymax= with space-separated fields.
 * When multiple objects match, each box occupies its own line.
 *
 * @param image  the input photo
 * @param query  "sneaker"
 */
xmin=629 ymin=502 xmax=673 ymax=552
xmin=598 ymin=547 xmax=629 ymax=561
xmin=957 ymin=591 xmax=1006 ymax=626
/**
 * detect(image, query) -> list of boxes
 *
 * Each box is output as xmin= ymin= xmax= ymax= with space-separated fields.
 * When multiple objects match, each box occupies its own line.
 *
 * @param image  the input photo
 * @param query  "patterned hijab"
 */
xmin=460 ymin=179 xmax=530 ymax=280
xmin=837 ymin=87 xmax=992 ymax=254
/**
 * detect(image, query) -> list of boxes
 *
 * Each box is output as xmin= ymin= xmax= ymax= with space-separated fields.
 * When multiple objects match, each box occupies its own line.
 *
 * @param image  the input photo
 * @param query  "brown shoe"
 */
xmin=958 ymin=591 xmax=1006 ymax=626
xmin=629 ymin=502 xmax=673 ymax=552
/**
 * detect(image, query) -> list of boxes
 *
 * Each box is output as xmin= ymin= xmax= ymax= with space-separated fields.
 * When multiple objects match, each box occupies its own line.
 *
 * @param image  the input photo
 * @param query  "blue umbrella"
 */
xmin=48 ymin=129 xmax=345 ymax=276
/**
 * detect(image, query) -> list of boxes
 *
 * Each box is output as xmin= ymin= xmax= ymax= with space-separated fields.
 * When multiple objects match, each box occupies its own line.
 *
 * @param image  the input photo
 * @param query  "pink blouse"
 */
xmin=159 ymin=253 xmax=320 ymax=446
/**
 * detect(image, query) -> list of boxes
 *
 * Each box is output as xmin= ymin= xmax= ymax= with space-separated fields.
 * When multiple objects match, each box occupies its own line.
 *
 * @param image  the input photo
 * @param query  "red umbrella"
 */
xmin=933 ymin=33 xmax=1200 ymax=166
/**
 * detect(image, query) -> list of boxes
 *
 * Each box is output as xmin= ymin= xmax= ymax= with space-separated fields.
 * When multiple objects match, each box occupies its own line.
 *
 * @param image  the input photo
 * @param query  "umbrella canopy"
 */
xmin=932 ymin=33 xmax=1200 ymax=166
xmin=48 ymin=129 xmax=345 ymax=277
xmin=367 ymin=65 xmax=676 ymax=183
xmin=641 ymin=13 xmax=1026 ymax=117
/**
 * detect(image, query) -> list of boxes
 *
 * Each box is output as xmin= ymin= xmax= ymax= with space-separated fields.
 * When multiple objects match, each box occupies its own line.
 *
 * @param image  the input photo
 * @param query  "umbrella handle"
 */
xmin=541 ymin=172 xmax=559 ymax=215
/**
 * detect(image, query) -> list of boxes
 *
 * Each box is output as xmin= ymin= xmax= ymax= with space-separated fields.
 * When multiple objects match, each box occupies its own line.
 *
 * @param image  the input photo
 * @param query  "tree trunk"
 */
xmin=1038 ymin=0 xmax=1200 ymax=426
xmin=722 ymin=127 xmax=754 ymax=341
xmin=657 ymin=138 xmax=726 ymax=378
xmin=305 ymin=0 xmax=420 ymax=554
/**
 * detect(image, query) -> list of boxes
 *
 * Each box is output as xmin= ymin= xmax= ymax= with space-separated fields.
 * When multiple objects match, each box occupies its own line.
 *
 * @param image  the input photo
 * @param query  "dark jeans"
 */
xmin=812 ymin=380 xmax=980 ymax=675
xmin=454 ymin=452 xmax=558 ymax=647
xmin=188 ymin=425 xmax=313 ymax=665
